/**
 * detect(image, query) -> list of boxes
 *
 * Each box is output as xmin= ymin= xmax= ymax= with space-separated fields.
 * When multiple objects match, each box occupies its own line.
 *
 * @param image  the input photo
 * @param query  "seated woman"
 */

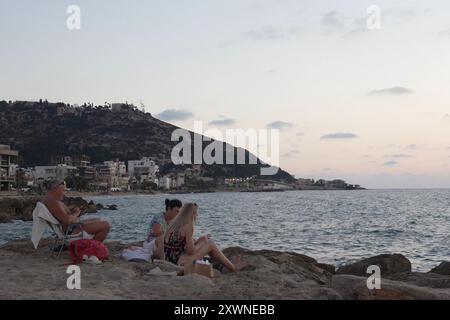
xmin=164 ymin=203 xmax=236 ymax=272
xmin=143 ymin=198 xmax=182 ymax=259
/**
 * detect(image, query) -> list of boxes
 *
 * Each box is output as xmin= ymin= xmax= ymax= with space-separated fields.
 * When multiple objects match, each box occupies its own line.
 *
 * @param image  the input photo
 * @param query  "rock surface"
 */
xmin=1 ymin=239 xmax=450 ymax=300
xmin=331 ymin=274 xmax=450 ymax=300
xmin=336 ymin=254 xmax=411 ymax=276
xmin=0 ymin=197 xmax=41 ymax=223
xmin=0 ymin=196 xmax=107 ymax=222
xmin=428 ymin=262 xmax=450 ymax=275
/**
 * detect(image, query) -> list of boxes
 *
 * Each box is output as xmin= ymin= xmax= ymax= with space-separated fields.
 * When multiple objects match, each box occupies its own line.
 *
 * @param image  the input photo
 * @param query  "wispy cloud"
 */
xmin=322 ymin=11 xmax=345 ymax=29
xmin=321 ymin=132 xmax=359 ymax=140
xmin=245 ymin=25 xmax=285 ymax=41
xmin=266 ymin=121 xmax=293 ymax=131
xmin=283 ymin=149 xmax=300 ymax=158
xmin=382 ymin=161 xmax=399 ymax=167
xmin=368 ymin=87 xmax=415 ymax=96
xmin=208 ymin=118 xmax=236 ymax=126
xmin=384 ymin=154 xmax=414 ymax=158
xmin=406 ymin=144 xmax=421 ymax=151
xmin=156 ymin=109 xmax=194 ymax=121
xmin=439 ymin=27 xmax=450 ymax=36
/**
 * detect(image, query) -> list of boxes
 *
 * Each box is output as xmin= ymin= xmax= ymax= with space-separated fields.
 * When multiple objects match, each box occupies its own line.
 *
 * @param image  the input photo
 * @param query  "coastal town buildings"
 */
xmin=0 ymin=144 xmax=19 ymax=191
xmin=254 ymin=179 xmax=295 ymax=191
xmin=32 ymin=164 xmax=78 ymax=186
xmin=128 ymin=157 xmax=159 ymax=184
xmin=0 ymin=144 xmax=361 ymax=192
xmin=93 ymin=160 xmax=129 ymax=190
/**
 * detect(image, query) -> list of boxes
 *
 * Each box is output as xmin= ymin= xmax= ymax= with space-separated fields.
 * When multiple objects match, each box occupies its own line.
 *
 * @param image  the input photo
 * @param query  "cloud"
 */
xmin=283 ymin=149 xmax=300 ymax=158
xmin=155 ymin=109 xmax=194 ymax=121
xmin=321 ymin=132 xmax=359 ymax=140
xmin=382 ymin=161 xmax=399 ymax=167
xmin=296 ymin=132 xmax=305 ymax=137
xmin=344 ymin=18 xmax=369 ymax=37
xmin=208 ymin=118 xmax=236 ymax=126
xmin=368 ymin=87 xmax=415 ymax=96
xmin=406 ymin=144 xmax=421 ymax=151
xmin=444 ymin=114 xmax=450 ymax=119
xmin=266 ymin=121 xmax=294 ymax=131
xmin=439 ymin=28 xmax=450 ymax=36
xmin=245 ymin=25 xmax=285 ymax=41
xmin=322 ymin=11 xmax=345 ymax=29
xmin=384 ymin=154 xmax=414 ymax=158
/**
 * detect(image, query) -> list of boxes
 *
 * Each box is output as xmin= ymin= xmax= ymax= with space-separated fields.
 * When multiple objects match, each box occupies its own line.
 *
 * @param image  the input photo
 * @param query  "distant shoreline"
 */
xmin=0 ymin=187 xmax=368 ymax=199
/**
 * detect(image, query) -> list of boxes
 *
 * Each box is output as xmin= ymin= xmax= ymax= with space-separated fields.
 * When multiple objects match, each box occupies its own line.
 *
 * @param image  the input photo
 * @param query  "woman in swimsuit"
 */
xmin=164 ymin=203 xmax=236 ymax=272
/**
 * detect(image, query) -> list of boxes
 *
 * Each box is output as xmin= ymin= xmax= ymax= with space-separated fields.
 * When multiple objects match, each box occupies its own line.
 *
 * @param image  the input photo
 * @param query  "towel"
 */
xmin=121 ymin=239 xmax=156 ymax=262
xmin=31 ymin=202 xmax=60 ymax=249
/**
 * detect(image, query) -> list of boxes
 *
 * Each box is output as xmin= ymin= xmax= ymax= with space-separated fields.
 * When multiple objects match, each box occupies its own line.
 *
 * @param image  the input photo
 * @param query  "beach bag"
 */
xmin=69 ymin=239 xmax=109 ymax=264
xmin=184 ymin=260 xmax=214 ymax=278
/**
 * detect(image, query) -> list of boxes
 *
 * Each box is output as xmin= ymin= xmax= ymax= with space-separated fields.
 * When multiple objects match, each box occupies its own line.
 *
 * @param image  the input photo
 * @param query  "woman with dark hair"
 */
xmin=144 ymin=198 xmax=182 ymax=259
xmin=122 ymin=199 xmax=182 ymax=262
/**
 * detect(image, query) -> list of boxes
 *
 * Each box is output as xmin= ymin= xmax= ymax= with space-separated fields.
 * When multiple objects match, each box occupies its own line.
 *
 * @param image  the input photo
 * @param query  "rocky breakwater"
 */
xmin=332 ymin=254 xmax=450 ymax=299
xmin=2 ymin=239 xmax=450 ymax=300
xmin=0 ymin=196 xmax=117 ymax=223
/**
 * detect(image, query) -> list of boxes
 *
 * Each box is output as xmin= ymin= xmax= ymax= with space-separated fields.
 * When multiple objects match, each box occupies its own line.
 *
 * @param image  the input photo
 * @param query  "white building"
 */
xmin=175 ymin=173 xmax=185 ymax=188
xmin=128 ymin=157 xmax=159 ymax=183
xmin=95 ymin=160 xmax=129 ymax=189
xmin=255 ymin=179 xmax=294 ymax=190
xmin=160 ymin=176 xmax=171 ymax=190
xmin=0 ymin=144 xmax=19 ymax=191
xmin=32 ymin=165 xmax=77 ymax=185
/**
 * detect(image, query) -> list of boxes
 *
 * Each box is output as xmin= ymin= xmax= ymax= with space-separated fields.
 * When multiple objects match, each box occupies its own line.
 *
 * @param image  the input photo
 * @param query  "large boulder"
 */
xmin=429 ymin=262 xmax=450 ymax=275
xmin=332 ymin=274 xmax=450 ymax=300
xmin=0 ymin=197 xmax=41 ymax=222
xmin=337 ymin=254 xmax=411 ymax=276
xmin=0 ymin=196 xmax=96 ymax=223
xmin=387 ymin=272 xmax=450 ymax=289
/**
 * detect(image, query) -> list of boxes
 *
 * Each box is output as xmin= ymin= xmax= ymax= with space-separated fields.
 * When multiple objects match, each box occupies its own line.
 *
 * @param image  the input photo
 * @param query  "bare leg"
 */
xmin=78 ymin=220 xmax=111 ymax=242
xmin=194 ymin=236 xmax=209 ymax=251
xmin=180 ymin=240 xmax=236 ymax=272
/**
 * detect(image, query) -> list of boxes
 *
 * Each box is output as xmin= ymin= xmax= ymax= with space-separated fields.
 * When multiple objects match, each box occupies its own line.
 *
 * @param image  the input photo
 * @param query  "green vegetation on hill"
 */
xmin=0 ymin=100 xmax=294 ymax=181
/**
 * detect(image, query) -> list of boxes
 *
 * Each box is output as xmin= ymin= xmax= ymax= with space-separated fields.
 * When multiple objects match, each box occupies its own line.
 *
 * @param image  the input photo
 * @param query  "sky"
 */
xmin=1 ymin=0 xmax=449 ymax=188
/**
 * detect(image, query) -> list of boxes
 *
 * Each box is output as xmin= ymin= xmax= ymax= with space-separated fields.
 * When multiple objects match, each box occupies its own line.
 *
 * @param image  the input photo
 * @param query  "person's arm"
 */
xmin=152 ymin=223 xmax=164 ymax=238
xmin=184 ymin=226 xmax=196 ymax=255
xmin=152 ymin=224 xmax=165 ymax=259
xmin=155 ymin=235 xmax=165 ymax=260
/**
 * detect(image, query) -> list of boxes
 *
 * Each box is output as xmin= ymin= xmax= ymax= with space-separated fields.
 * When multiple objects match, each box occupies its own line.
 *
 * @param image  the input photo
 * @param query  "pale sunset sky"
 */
xmin=1 ymin=0 xmax=449 ymax=188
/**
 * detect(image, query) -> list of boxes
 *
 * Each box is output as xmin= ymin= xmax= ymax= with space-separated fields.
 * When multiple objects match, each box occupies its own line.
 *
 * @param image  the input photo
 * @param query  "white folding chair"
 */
xmin=31 ymin=202 xmax=85 ymax=257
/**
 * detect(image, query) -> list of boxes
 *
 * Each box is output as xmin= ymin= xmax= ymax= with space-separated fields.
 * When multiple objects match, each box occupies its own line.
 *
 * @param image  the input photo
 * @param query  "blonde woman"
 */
xmin=164 ymin=203 xmax=236 ymax=272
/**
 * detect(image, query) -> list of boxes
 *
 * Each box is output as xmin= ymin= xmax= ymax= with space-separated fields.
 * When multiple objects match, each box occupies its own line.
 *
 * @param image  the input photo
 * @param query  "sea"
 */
xmin=1 ymin=189 xmax=449 ymax=272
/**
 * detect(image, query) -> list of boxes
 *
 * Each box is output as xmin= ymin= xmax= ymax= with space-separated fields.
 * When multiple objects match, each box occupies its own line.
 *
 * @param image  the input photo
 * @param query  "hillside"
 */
xmin=0 ymin=100 xmax=293 ymax=181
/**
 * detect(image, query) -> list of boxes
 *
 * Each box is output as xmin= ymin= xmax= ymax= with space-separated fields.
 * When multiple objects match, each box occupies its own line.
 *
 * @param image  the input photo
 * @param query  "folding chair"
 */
xmin=31 ymin=202 xmax=85 ymax=257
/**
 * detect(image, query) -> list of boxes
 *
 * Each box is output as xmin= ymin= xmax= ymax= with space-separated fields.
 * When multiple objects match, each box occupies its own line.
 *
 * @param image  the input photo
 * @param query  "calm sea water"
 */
xmin=1 ymin=189 xmax=450 ymax=272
